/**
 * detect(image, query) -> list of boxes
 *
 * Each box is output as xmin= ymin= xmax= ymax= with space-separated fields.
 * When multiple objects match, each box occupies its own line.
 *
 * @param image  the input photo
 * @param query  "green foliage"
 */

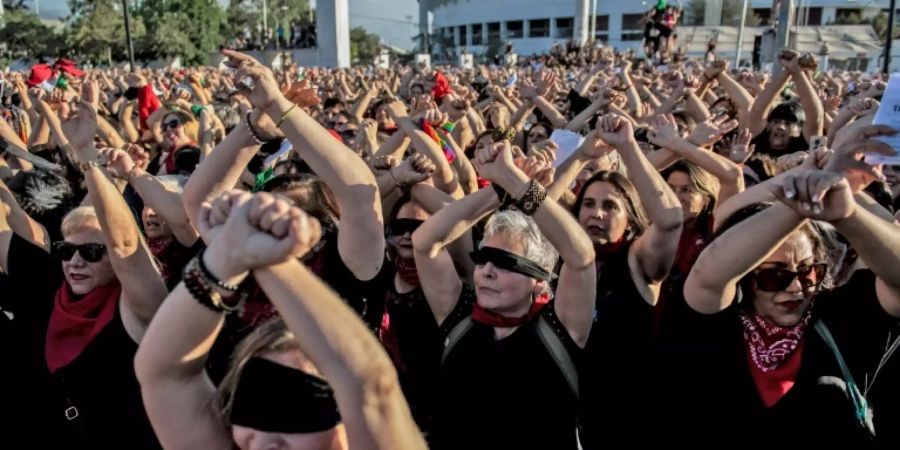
xmin=830 ymin=11 xmax=896 ymax=40
xmin=136 ymin=0 xmax=225 ymax=65
xmin=0 ymin=9 xmax=61 ymax=58
xmin=67 ymin=0 xmax=146 ymax=64
xmin=223 ymin=0 xmax=311 ymax=40
xmin=685 ymin=0 xmax=761 ymax=27
xmin=350 ymin=26 xmax=380 ymax=63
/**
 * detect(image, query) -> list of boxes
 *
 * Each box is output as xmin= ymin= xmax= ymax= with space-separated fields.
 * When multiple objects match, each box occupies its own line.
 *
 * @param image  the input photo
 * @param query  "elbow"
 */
xmin=566 ymin=246 xmax=596 ymax=271
xmin=411 ymin=229 xmax=439 ymax=257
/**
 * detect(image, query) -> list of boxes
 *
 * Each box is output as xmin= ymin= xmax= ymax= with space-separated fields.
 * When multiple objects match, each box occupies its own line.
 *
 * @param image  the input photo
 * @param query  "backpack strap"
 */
xmin=814 ymin=320 xmax=875 ymax=436
xmin=442 ymin=316 xmax=474 ymax=365
xmin=440 ymin=314 xmax=580 ymax=399
xmin=536 ymin=315 xmax=580 ymax=398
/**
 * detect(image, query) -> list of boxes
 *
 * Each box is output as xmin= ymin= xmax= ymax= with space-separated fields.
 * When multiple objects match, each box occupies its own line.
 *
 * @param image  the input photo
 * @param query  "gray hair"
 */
xmin=481 ymin=210 xmax=559 ymax=273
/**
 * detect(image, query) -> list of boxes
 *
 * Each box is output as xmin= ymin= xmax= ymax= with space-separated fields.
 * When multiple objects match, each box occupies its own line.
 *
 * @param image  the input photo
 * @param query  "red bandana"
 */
xmin=471 ymin=293 xmax=551 ymax=328
xmin=46 ymin=281 xmax=122 ymax=372
xmin=740 ymin=310 xmax=812 ymax=407
xmin=394 ymin=257 xmax=420 ymax=288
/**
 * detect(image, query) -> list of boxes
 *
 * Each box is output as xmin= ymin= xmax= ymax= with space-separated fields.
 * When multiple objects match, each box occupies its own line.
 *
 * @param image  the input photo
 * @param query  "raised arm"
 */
xmin=648 ymin=114 xmax=744 ymax=203
xmin=70 ymin=90 xmax=167 ymax=332
xmin=104 ymin=147 xmax=198 ymax=246
xmin=786 ymin=57 xmax=824 ymax=140
xmin=227 ymin=49 xmax=386 ymax=281
xmin=388 ymin=103 xmax=462 ymax=197
xmin=746 ymin=52 xmax=793 ymax=137
xmin=0 ymin=179 xmax=49 ymax=250
xmin=412 ymin=187 xmax=500 ymax=325
xmin=599 ymin=115 xmax=682 ymax=286
xmin=477 ymin=142 xmax=596 ymax=346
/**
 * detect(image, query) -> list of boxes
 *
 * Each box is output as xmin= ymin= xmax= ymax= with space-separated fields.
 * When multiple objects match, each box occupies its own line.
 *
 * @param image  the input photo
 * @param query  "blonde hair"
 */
xmin=213 ymin=318 xmax=302 ymax=427
xmin=61 ymin=206 xmax=100 ymax=237
xmin=163 ymin=110 xmax=199 ymax=144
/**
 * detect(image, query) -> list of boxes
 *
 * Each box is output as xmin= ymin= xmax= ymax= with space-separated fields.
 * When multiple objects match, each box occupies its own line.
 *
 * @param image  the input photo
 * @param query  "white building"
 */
xmin=421 ymin=0 xmax=893 ymax=57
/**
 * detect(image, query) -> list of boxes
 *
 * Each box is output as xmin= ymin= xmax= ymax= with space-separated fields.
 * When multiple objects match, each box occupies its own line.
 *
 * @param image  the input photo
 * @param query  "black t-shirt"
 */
xmin=0 ymin=234 xmax=68 ymax=447
xmin=432 ymin=285 xmax=582 ymax=450
xmin=651 ymin=270 xmax=899 ymax=448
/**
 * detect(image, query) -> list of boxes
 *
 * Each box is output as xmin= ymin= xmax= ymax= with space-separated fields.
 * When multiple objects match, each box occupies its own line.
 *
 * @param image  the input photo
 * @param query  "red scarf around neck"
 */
xmin=740 ymin=309 xmax=812 ymax=407
xmin=472 ymin=293 xmax=551 ymax=328
xmin=594 ymin=237 xmax=628 ymax=257
xmin=394 ymin=257 xmax=420 ymax=288
xmin=46 ymin=281 xmax=122 ymax=373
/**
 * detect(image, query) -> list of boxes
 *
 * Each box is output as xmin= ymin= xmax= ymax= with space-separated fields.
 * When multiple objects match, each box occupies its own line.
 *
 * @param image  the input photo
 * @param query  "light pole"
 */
xmin=122 ymin=0 xmax=136 ymax=72
xmin=885 ymin=0 xmax=896 ymax=74
xmin=735 ymin=0 xmax=749 ymax=67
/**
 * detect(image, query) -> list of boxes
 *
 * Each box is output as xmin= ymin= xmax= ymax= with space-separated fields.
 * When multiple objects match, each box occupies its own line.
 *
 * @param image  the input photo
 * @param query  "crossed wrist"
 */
xmin=203 ymin=242 xmax=250 ymax=284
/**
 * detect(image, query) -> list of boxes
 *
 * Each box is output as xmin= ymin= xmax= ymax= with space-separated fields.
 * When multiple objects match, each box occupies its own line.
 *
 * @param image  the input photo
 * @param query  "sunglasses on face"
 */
xmin=162 ymin=119 xmax=182 ymax=131
xmin=753 ymin=263 xmax=827 ymax=292
xmin=388 ymin=218 xmax=424 ymax=237
xmin=52 ymin=242 xmax=107 ymax=263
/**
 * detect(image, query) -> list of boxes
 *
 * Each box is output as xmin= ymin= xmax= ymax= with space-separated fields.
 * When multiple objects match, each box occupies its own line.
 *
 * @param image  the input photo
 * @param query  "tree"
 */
xmin=350 ymin=26 xmax=380 ymax=63
xmin=685 ymin=0 xmax=761 ymax=27
xmin=67 ymin=0 xmax=146 ymax=65
xmin=0 ymin=9 xmax=61 ymax=58
xmin=222 ymin=0 xmax=310 ymax=42
xmin=136 ymin=0 xmax=225 ymax=65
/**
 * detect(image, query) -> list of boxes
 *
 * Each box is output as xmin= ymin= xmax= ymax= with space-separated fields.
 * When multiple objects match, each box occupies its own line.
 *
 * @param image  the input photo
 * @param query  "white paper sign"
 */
xmin=549 ymin=129 xmax=584 ymax=167
xmin=867 ymin=73 xmax=900 ymax=165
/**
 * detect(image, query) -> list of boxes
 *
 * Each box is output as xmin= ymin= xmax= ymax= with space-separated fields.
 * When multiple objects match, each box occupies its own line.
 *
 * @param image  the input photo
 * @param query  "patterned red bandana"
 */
xmin=740 ymin=308 xmax=812 ymax=372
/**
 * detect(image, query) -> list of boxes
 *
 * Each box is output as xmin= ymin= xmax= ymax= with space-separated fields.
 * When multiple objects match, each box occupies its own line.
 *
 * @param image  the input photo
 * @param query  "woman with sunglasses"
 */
xmin=654 ymin=166 xmax=900 ymax=446
xmin=1 ymin=89 xmax=168 ymax=448
xmin=148 ymin=108 xmax=200 ymax=175
xmin=412 ymin=135 xmax=596 ymax=450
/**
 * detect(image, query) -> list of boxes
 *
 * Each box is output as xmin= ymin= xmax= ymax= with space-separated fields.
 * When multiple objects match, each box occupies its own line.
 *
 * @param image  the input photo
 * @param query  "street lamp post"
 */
xmin=885 ymin=0 xmax=897 ymax=74
xmin=735 ymin=0 xmax=749 ymax=67
xmin=122 ymin=0 xmax=136 ymax=72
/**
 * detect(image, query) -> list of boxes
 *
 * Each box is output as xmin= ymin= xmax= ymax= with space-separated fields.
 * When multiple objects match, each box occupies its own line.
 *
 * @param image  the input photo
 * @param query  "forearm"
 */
xmin=574 ymin=72 xmax=600 ymax=97
xmin=348 ymin=91 xmax=376 ymax=124
xmin=84 ymin=166 xmax=142 ymax=254
xmin=834 ymin=204 xmax=900 ymax=286
xmin=683 ymin=92 xmax=711 ymax=123
xmin=183 ymin=126 xmax=259 ymax=221
xmin=410 ymin=182 xmax=455 ymax=214
xmin=0 ymin=180 xmax=49 ymax=250
xmin=437 ymin=129 xmax=477 ymax=196
xmin=97 ymin=116 xmax=127 ymax=149
xmin=28 ymin=116 xmax=50 ymax=147
xmin=414 ymin=187 xmax=499 ymax=256
xmin=669 ymin=139 xmax=743 ymax=187
xmin=565 ymin=101 xmax=603 ymax=132
xmin=532 ymin=96 xmax=567 ymax=128
xmin=618 ymin=141 xmax=682 ymax=228
xmin=131 ymin=169 xmax=196 ymax=238
xmin=134 ymin=282 xmax=225 ymax=381
xmin=748 ymin=71 xmax=790 ymax=136
xmin=267 ymin=98 xmax=382 ymax=207
xmin=792 ymin=71 xmax=824 ymax=138
xmin=548 ymin=151 xmax=589 ymax=201
xmin=396 ymin=117 xmax=460 ymax=195
xmin=653 ymin=90 xmax=684 ymax=116
xmin=716 ymin=72 xmax=753 ymax=116
xmin=120 ymin=103 xmax=140 ymax=143
xmin=372 ymin=131 xmax=409 ymax=159
xmin=703 ymin=203 xmax=806 ymax=285
xmin=255 ymin=260 xmax=426 ymax=450
xmin=510 ymin=100 xmax=535 ymax=132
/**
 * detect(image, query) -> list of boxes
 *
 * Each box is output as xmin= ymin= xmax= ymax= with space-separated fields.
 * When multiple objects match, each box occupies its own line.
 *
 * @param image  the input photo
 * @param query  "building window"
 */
xmin=555 ymin=17 xmax=573 ymax=39
xmin=835 ymin=8 xmax=862 ymax=22
xmin=529 ymin=19 xmax=550 ymax=38
xmin=803 ymin=7 xmax=822 ymax=26
xmin=753 ymin=8 xmax=771 ymax=24
xmin=506 ymin=20 xmax=523 ymax=39
xmin=594 ymin=14 xmax=609 ymax=41
xmin=488 ymin=22 xmax=501 ymax=42
xmin=459 ymin=25 xmax=467 ymax=46
xmin=621 ymin=13 xmax=644 ymax=41
xmin=472 ymin=23 xmax=483 ymax=45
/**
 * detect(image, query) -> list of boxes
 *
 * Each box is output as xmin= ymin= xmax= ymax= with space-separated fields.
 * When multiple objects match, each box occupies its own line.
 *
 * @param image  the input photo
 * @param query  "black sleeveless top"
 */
xmin=579 ymin=240 xmax=657 ymax=449
xmin=432 ymin=285 xmax=582 ymax=450
xmin=379 ymin=279 xmax=442 ymax=436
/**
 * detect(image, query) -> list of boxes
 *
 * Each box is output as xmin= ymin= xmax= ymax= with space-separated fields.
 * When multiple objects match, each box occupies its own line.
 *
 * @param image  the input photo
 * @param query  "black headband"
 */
xmin=230 ymin=357 xmax=341 ymax=434
xmin=470 ymin=246 xmax=552 ymax=281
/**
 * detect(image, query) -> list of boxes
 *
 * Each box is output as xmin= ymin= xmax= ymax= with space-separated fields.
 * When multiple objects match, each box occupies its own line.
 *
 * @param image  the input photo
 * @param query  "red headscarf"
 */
xmin=432 ymin=71 xmax=452 ymax=104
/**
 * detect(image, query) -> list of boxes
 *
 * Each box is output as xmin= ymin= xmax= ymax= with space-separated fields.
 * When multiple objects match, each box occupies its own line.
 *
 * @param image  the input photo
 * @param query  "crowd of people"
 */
xmin=0 ymin=38 xmax=898 ymax=450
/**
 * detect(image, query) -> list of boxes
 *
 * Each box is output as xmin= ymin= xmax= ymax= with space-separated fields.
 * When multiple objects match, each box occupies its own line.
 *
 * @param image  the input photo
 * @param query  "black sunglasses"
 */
xmin=753 ymin=263 xmax=827 ymax=292
xmin=162 ymin=119 xmax=182 ymax=131
xmin=52 ymin=241 xmax=107 ymax=263
xmin=388 ymin=218 xmax=424 ymax=237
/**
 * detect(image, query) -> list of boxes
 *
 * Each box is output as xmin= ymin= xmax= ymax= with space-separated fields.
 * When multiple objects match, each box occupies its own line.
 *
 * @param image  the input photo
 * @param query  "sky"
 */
xmin=28 ymin=0 xmax=420 ymax=50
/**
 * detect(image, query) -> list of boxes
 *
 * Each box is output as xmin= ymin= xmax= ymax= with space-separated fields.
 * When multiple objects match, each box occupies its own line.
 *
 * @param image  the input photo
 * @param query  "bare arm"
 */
xmin=531 ymin=96 xmax=567 ymax=129
xmin=791 ymin=70 xmax=824 ymax=140
xmin=118 ymin=101 xmax=140 ymax=143
xmin=747 ymin=70 xmax=790 ymax=137
xmin=393 ymin=113 xmax=462 ymax=198
xmin=0 ymin=179 xmax=49 ymax=250
xmin=685 ymin=202 xmax=804 ymax=313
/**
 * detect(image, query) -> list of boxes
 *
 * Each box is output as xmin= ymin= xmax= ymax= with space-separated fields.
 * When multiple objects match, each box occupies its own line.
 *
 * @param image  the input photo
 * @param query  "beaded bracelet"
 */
xmin=491 ymin=183 xmax=516 ymax=210
xmin=514 ymin=179 xmax=548 ymax=216
xmin=244 ymin=111 xmax=267 ymax=145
